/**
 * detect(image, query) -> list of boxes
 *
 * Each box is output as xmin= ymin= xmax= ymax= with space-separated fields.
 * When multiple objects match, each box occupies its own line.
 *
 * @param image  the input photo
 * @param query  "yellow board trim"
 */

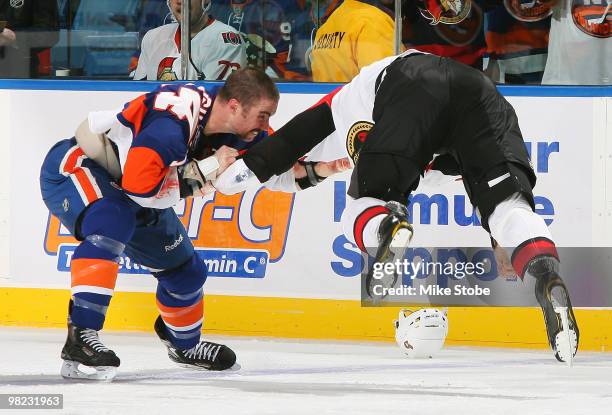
xmin=1 ymin=287 xmax=610 ymax=351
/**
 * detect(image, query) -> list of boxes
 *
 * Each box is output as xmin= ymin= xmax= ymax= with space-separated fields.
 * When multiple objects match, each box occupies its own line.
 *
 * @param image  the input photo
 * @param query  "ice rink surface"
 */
xmin=1 ymin=327 xmax=611 ymax=415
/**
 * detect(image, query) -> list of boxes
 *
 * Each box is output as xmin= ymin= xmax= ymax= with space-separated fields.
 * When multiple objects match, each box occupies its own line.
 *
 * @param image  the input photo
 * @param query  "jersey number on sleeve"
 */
xmin=153 ymin=86 xmax=210 ymax=138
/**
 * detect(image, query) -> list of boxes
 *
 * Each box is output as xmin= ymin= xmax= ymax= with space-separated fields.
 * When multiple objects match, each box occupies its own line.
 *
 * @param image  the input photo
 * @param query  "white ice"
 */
xmin=1 ymin=327 xmax=611 ymax=415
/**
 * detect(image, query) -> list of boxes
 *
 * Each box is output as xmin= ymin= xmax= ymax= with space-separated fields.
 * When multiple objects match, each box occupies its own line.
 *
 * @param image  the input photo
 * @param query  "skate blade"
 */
xmin=390 ymin=226 xmax=412 ymax=253
xmin=61 ymin=360 xmax=117 ymax=382
xmin=174 ymin=362 xmax=241 ymax=372
xmin=554 ymin=328 xmax=578 ymax=364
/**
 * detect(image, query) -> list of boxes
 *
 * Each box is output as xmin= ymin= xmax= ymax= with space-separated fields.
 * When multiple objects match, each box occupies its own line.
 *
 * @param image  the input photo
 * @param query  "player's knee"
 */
xmin=78 ymin=198 xmax=136 ymax=244
xmin=154 ymin=254 xmax=208 ymax=295
xmin=470 ymin=163 xmax=535 ymax=231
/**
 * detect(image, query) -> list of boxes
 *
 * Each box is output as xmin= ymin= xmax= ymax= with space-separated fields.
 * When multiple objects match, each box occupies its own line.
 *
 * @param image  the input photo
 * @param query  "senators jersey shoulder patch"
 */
xmin=346 ymin=121 xmax=374 ymax=164
xmin=222 ymin=32 xmax=243 ymax=45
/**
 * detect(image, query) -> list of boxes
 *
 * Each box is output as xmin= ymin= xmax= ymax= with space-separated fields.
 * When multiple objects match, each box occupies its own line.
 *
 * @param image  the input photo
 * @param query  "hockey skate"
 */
xmin=154 ymin=316 xmax=237 ymax=371
xmin=365 ymin=201 xmax=413 ymax=300
xmin=60 ymin=322 xmax=120 ymax=381
xmin=531 ymin=258 xmax=579 ymax=364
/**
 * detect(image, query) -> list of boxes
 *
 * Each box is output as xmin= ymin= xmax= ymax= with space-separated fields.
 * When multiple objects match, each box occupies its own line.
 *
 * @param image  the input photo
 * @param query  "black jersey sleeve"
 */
xmin=242 ymin=102 xmax=336 ymax=183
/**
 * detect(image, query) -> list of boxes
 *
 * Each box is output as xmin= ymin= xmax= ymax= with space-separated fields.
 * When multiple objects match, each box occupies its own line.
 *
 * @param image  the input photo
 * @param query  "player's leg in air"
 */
xmin=123 ymin=208 xmax=236 ymax=371
xmin=449 ymin=57 xmax=578 ymax=363
xmin=40 ymin=138 xmax=135 ymax=381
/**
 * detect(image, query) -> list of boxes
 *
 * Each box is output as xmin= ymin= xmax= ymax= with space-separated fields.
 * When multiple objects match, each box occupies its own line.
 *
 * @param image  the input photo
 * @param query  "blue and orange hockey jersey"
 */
xmin=87 ymin=83 xmax=265 ymax=209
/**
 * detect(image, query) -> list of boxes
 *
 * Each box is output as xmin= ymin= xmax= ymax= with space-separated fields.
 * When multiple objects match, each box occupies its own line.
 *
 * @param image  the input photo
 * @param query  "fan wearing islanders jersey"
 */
xmin=542 ymin=0 xmax=610 ymax=85
xmin=131 ymin=0 xmax=247 ymax=80
xmin=39 ymin=69 xmax=280 ymax=381
xmin=215 ymin=51 xmax=580 ymax=364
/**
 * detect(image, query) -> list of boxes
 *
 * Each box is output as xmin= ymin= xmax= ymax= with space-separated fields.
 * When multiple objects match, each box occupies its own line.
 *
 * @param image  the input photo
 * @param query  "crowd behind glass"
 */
xmin=0 ymin=0 xmax=609 ymax=85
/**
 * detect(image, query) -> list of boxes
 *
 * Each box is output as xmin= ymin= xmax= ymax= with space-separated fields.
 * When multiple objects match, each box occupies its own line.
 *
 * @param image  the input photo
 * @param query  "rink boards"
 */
xmin=0 ymin=81 xmax=611 ymax=350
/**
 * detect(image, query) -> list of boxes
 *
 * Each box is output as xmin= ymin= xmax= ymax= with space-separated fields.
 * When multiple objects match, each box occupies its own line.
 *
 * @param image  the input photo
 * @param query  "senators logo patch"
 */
xmin=157 ymin=57 xmax=178 ymax=81
xmin=571 ymin=0 xmax=610 ymax=39
xmin=434 ymin=1 xmax=483 ymax=46
xmin=419 ymin=0 xmax=473 ymax=25
xmin=503 ymin=0 xmax=556 ymax=22
xmin=222 ymin=32 xmax=243 ymax=45
xmin=346 ymin=121 xmax=374 ymax=164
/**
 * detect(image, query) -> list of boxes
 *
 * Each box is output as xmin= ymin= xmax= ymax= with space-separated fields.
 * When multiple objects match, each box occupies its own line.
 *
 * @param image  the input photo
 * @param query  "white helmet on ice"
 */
xmin=394 ymin=308 xmax=448 ymax=358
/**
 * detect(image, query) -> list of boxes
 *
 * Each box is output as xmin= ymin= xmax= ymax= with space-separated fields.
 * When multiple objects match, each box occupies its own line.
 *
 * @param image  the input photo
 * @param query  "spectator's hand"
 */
xmin=214 ymin=145 xmax=239 ymax=175
xmin=0 ymin=28 xmax=16 ymax=47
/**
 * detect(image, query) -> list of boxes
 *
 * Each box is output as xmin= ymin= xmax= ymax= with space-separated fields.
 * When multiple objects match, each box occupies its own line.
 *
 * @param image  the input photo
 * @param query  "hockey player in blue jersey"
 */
xmin=39 ymin=68 xmax=298 ymax=381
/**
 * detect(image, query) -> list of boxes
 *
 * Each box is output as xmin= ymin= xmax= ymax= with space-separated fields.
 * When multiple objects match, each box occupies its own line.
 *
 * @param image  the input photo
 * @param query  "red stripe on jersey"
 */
xmin=310 ymin=86 xmax=343 ymax=109
xmin=408 ymin=44 xmax=485 ymax=67
xmin=120 ymin=95 xmax=148 ymax=135
xmin=72 ymin=168 xmax=102 ymax=203
xmin=511 ymin=237 xmax=559 ymax=279
xmin=61 ymin=146 xmax=85 ymax=173
xmin=122 ymin=147 xmax=168 ymax=195
xmin=61 ymin=146 xmax=102 ymax=204
xmin=353 ymin=205 xmax=390 ymax=254
xmin=486 ymin=28 xmax=549 ymax=56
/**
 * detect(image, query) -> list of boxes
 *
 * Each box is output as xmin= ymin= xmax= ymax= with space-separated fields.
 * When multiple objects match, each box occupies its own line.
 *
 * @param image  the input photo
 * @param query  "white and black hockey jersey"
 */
xmin=227 ymin=49 xmax=533 ymax=198
xmin=132 ymin=18 xmax=248 ymax=81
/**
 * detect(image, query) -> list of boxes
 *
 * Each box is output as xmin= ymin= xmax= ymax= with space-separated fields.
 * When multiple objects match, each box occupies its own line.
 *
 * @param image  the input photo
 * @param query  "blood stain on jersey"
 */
xmin=346 ymin=121 xmax=374 ymax=164
xmin=571 ymin=0 xmax=611 ymax=38
xmin=503 ymin=0 xmax=556 ymax=22
xmin=157 ymin=57 xmax=179 ymax=81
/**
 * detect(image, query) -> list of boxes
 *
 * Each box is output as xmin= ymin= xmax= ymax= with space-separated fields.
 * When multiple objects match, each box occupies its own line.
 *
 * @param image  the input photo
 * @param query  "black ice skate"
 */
xmin=365 ymin=201 xmax=413 ymax=300
xmin=60 ymin=322 xmax=120 ymax=381
xmin=154 ymin=316 xmax=237 ymax=371
xmin=530 ymin=257 xmax=579 ymax=364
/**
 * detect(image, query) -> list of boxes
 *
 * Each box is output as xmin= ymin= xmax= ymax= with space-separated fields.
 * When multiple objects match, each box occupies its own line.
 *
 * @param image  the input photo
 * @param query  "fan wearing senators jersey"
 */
xmin=131 ymin=0 xmax=247 ymax=80
xmin=214 ymin=50 xmax=580 ymax=364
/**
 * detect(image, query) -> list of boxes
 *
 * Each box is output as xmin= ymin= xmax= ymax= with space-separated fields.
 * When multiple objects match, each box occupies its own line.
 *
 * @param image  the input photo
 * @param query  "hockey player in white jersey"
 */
xmin=132 ymin=0 xmax=247 ymax=80
xmin=214 ymin=50 xmax=580 ymax=364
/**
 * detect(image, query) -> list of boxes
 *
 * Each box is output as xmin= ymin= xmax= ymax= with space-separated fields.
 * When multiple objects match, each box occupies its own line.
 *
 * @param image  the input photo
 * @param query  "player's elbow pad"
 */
xmin=243 ymin=103 xmax=335 ymax=182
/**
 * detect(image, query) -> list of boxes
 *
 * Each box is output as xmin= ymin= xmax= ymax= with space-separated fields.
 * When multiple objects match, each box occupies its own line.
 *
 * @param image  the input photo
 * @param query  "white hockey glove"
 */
xmin=178 ymin=145 xmax=238 ymax=198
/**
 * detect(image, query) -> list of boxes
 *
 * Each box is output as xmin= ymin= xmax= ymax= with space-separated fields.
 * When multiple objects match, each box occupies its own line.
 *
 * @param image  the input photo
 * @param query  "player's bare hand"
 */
xmin=214 ymin=145 xmax=239 ymax=175
xmin=493 ymin=244 xmax=517 ymax=280
xmin=314 ymin=157 xmax=351 ymax=178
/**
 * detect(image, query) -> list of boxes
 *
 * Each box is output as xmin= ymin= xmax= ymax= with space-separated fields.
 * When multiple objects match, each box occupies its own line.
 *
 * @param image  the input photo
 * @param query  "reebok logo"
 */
xmin=165 ymin=234 xmax=184 ymax=252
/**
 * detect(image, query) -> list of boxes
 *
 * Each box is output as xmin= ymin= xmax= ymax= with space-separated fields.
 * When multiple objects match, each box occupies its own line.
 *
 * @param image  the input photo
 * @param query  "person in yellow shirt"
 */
xmin=310 ymin=0 xmax=401 ymax=82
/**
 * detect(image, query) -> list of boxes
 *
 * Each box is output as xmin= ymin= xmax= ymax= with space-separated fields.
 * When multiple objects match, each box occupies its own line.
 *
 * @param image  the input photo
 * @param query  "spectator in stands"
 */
xmin=212 ymin=0 xmax=307 ymax=79
xmin=484 ymin=0 xmax=552 ymax=84
xmin=132 ymin=0 xmax=247 ymax=80
xmin=402 ymin=0 xmax=486 ymax=69
xmin=542 ymin=0 xmax=610 ymax=85
xmin=0 ymin=0 xmax=59 ymax=78
xmin=310 ymin=0 xmax=400 ymax=82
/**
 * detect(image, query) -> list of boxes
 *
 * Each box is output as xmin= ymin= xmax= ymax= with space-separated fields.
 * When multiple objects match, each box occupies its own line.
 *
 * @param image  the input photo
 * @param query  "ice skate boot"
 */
xmin=530 ymin=257 xmax=579 ymax=364
xmin=60 ymin=322 xmax=120 ymax=381
xmin=365 ymin=201 xmax=413 ymax=300
xmin=154 ymin=316 xmax=237 ymax=371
